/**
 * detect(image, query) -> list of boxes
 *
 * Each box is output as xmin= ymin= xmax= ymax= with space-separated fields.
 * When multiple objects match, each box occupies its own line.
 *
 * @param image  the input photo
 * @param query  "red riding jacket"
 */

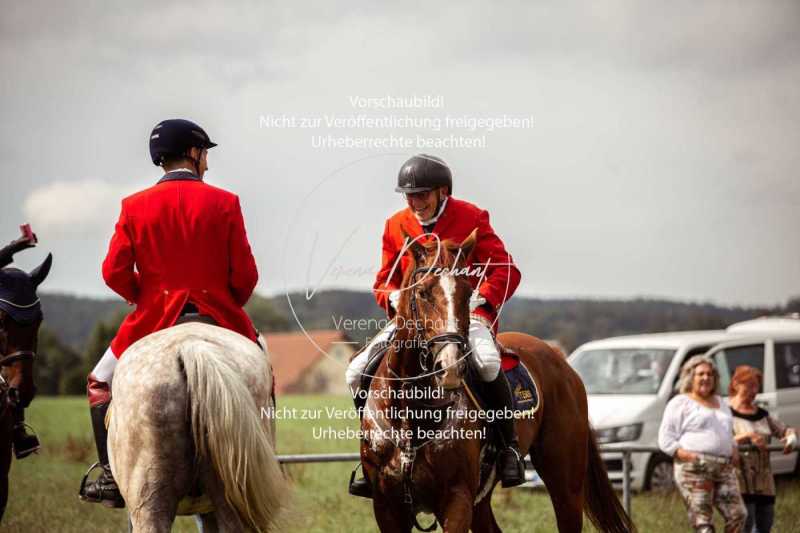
xmin=373 ymin=197 xmax=521 ymax=329
xmin=102 ymin=174 xmax=259 ymax=357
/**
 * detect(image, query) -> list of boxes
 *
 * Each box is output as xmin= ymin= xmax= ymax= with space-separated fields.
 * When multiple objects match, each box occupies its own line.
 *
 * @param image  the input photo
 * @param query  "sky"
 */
xmin=1 ymin=1 xmax=798 ymax=307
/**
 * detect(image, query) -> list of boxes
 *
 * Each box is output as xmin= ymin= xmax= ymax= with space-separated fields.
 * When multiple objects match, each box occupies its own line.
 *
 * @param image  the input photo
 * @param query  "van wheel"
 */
xmin=645 ymin=453 xmax=674 ymax=492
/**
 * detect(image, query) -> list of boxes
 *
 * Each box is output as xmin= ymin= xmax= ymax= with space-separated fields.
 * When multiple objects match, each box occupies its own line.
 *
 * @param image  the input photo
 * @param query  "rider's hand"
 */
xmin=389 ymin=290 xmax=401 ymax=310
xmin=469 ymin=293 xmax=487 ymax=311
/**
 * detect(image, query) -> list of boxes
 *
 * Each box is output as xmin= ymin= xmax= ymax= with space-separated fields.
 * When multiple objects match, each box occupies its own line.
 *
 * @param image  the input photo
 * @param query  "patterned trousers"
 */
xmin=674 ymin=456 xmax=747 ymax=533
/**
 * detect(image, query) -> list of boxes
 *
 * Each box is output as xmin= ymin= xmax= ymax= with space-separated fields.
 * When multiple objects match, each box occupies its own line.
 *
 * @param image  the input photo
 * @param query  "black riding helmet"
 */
xmin=149 ymin=119 xmax=217 ymax=166
xmin=395 ymin=154 xmax=453 ymax=195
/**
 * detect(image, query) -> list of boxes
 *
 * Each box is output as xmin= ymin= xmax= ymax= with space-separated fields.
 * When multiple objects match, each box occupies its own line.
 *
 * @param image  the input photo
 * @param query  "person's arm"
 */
xmin=472 ymin=209 xmax=521 ymax=313
xmin=0 ymin=227 xmax=37 ymax=268
xmin=658 ymin=397 xmax=692 ymax=459
xmin=102 ymin=201 xmax=139 ymax=304
xmin=767 ymin=414 xmax=797 ymax=453
xmin=228 ymin=196 xmax=258 ymax=307
xmin=373 ymin=219 xmax=402 ymax=316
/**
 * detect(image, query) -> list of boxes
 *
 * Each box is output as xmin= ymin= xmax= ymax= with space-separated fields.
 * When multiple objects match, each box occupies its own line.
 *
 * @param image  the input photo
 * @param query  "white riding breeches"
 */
xmin=91 ymin=347 xmax=118 ymax=385
xmin=345 ymin=318 xmax=500 ymax=394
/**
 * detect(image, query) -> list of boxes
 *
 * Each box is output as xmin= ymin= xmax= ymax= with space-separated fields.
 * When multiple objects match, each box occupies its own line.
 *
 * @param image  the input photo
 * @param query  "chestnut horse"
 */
xmin=0 ymin=245 xmax=51 ymax=523
xmin=360 ymin=233 xmax=633 ymax=533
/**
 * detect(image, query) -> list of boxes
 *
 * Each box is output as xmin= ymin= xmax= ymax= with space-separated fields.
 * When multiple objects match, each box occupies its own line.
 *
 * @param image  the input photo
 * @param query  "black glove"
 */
xmin=0 ymin=236 xmax=37 ymax=269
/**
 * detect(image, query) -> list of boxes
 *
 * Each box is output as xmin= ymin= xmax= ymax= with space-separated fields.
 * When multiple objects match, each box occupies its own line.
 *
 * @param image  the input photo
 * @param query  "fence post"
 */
xmin=622 ymin=450 xmax=632 ymax=518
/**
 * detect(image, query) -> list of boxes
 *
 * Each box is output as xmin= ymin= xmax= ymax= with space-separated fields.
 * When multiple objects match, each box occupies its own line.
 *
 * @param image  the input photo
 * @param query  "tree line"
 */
xmin=33 ymin=291 xmax=799 ymax=395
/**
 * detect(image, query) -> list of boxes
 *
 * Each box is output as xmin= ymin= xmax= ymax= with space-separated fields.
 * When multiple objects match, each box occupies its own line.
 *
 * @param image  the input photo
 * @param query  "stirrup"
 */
xmin=348 ymin=464 xmax=373 ymax=499
xmin=12 ymin=423 xmax=41 ymax=459
xmin=79 ymin=462 xmax=126 ymax=508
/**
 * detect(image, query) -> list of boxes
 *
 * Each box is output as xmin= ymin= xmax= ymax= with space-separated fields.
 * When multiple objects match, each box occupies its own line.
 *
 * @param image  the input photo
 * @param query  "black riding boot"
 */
xmin=485 ymin=372 xmax=526 ymax=488
xmin=348 ymin=389 xmax=373 ymax=498
xmin=79 ymin=401 xmax=125 ymax=508
xmin=11 ymin=406 xmax=40 ymax=459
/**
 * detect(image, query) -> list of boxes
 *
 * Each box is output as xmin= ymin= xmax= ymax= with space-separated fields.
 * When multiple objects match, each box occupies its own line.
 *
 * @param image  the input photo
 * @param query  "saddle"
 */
xmin=358 ymin=337 xmax=539 ymax=417
xmin=175 ymin=302 xmax=217 ymax=326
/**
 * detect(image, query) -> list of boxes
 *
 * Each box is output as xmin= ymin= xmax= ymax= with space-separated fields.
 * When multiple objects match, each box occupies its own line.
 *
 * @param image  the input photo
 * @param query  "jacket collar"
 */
xmin=158 ymin=169 xmax=202 ymax=184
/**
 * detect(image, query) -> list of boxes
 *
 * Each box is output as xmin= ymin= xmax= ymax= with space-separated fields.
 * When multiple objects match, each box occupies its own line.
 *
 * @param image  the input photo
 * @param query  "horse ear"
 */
xmin=457 ymin=229 xmax=478 ymax=263
xmin=30 ymin=253 xmax=52 ymax=288
xmin=401 ymin=228 xmax=427 ymax=265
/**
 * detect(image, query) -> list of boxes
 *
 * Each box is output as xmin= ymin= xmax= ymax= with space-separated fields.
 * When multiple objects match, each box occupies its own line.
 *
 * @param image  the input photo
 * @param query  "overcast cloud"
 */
xmin=1 ymin=0 xmax=798 ymax=306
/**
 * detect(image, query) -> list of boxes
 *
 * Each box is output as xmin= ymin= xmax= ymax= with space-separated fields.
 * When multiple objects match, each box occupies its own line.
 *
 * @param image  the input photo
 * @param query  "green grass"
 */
xmin=5 ymin=396 xmax=800 ymax=532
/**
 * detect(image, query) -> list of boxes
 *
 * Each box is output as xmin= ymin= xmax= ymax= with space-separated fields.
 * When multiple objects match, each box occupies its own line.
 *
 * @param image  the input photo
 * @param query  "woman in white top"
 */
xmin=658 ymin=355 xmax=747 ymax=533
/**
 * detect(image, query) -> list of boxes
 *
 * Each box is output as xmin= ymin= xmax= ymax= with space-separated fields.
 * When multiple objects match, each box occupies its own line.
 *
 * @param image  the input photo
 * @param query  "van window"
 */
xmin=571 ymin=348 xmax=674 ymax=394
xmin=712 ymin=344 xmax=765 ymax=394
xmin=775 ymin=343 xmax=800 ymax=389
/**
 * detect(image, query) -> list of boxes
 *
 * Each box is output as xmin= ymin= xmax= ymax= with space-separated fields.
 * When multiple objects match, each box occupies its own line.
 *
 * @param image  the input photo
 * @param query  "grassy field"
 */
xmin=5 ymin=396 xmax=800 ymax=532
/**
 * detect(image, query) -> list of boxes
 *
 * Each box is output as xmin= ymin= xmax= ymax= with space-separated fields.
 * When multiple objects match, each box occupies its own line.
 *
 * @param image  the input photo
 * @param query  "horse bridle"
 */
xmin=401 ymin=266 xmax=470 ymax=376
xmin=0 ymin=350 xmax=36 ymax=368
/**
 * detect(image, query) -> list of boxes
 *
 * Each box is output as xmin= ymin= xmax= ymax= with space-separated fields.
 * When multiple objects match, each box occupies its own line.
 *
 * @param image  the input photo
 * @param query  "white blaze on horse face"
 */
xmin=437 ymin=274 xmax=461 ymax=388
xmin=439 ymin=274 xmax=458 ymax=333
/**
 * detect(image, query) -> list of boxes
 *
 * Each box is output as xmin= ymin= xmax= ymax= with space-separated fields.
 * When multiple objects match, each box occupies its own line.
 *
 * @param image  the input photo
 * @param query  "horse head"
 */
xmin=396 ymin=229 xmax=477 ymax=390
xmin=0 ymin=243 xmax=52 ymax=407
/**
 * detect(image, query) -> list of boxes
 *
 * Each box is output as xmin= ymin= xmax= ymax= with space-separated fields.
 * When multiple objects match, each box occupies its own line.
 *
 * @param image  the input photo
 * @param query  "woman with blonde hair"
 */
xmin=729 ymin=365 xmax=797 ymax=533
xmin=659 ymin=355 xmax=747 ymax=533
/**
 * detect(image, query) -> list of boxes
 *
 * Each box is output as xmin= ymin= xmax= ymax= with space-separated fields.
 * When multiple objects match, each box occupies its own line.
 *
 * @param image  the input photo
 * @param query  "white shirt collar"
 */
xmin=415 ymin=196 xmax=449 ymax=226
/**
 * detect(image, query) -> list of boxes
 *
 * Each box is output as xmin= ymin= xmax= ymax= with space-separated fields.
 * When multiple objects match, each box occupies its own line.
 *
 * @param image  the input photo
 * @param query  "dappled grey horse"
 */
xmin=108 ymin=323 xmax=286 ymax=532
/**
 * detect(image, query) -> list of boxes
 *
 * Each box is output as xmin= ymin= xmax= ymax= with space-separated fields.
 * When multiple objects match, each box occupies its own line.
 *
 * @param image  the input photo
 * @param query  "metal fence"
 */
xmin=277 ymin=444 xmax=792 ymax=520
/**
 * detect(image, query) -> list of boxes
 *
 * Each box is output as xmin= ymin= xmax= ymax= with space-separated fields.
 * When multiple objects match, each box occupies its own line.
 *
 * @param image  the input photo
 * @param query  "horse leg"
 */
xmin=471 ymin=494 xmax=502 ymax=533
xmin=373 ymin=493 xmax=412 ymax=533
xmin=201 ymin=465 xmax=248 ymax=532
xmin=0 ymin=432 xmax=9 ymax=523
xmin=110 ymin=381 xmax=193 ymax=532
xmin=530 ymin=440 xmax=585 ymax=533
xmin=194 ymin=512 xmax=219 ymax=533
xmin=437 ymin=485 xmax=474 ymax=533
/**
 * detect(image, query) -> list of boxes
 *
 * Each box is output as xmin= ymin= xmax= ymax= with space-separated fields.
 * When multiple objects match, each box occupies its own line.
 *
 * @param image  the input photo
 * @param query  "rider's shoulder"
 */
xmin=446 ymin=196 xmax=483 ymax=216
xmin=122 ymin=180 xmax=238 ymax=207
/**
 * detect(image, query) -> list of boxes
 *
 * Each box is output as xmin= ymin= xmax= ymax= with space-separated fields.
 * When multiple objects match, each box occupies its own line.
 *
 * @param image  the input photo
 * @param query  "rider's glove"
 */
xmin=469 ymin=293 xmax=487 ymax=311
xmin=389 ymin=290 xmax=401 ymax=310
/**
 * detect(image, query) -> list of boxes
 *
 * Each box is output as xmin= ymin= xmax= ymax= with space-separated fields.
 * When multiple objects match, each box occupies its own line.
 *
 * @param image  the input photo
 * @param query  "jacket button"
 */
xmin=202 ymin=289 xmax=208 ymax=294
xmin=164 ymin=290 xmax=169 ymax=295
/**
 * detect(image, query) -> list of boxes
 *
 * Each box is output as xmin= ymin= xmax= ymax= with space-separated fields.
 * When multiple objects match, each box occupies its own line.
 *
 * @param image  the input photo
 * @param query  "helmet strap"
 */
xmin=185 ymin=147 xmax=202 ymax=176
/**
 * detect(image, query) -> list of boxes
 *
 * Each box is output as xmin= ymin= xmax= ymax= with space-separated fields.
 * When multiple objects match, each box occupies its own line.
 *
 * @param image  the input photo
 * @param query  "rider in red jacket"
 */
xmin=347 ymin=154 xmax=526 ymax=497
xmin=79 ymin=119 xmax=259 ymax=508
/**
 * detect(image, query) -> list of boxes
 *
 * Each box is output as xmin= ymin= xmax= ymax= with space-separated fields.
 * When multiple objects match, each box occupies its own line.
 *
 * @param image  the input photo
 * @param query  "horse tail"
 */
xmin=583 ymin=430 xmax=636 ymax=533
xmin=181 ymin=341 xmax=285 ymax=532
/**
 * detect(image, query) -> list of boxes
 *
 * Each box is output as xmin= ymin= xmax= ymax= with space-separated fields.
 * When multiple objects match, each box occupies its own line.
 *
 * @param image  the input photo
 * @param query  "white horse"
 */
xmin=108 ymin=323 xmax=286 ymax=532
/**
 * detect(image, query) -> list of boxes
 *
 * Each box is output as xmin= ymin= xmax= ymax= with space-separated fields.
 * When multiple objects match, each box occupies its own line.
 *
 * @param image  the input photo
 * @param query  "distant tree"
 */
xmin=34 ymin=328 xmax=84 ymax=395
xmin=85 ymin=311 xmax=127 ymax=368
xmin=246 ymin=295 xmax=290 ymax=332
xmin=786 ymin=296 xmax=800 ymax=314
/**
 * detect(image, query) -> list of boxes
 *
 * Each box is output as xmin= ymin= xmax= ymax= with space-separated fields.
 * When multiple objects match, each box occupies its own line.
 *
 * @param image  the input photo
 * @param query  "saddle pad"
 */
xmin=505 ymin=359 xmax=538 ymax=414
xmin=463 ymin=356 xmax=539 ymax=417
